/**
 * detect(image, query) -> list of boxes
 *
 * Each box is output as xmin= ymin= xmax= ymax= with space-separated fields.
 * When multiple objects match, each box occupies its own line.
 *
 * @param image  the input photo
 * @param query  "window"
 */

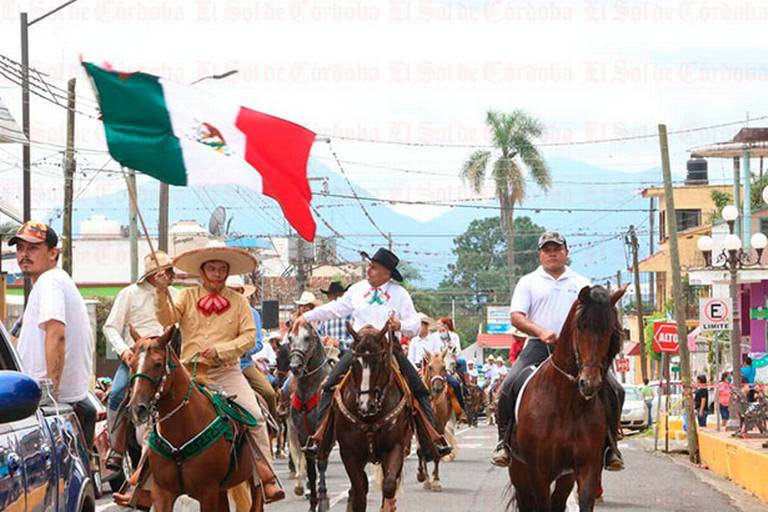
xmin=675 ymin=209 xmax=701 ymax=231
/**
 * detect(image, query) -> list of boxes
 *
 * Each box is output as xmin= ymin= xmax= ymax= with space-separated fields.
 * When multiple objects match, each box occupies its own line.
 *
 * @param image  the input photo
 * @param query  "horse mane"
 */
xmin=562 ymin=286 xmax=622 ymax=363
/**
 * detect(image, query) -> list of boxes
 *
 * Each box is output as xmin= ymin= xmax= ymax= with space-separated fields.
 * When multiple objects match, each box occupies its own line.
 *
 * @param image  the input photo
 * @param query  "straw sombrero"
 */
xmin=138 ymin=250 xmax=174 ymax=284
xmin=225 ymin=275 xmax=256 ymax=297
xmin=174 ymin=241 xmax=256 ymax=276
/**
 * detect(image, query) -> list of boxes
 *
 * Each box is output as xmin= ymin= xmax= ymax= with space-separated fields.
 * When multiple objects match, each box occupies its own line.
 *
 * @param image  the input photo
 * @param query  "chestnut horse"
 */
xmin=334 ymin=323 xmax=412 ymax=512
xmin=417 ymin=348 xmax=451 ymax=492
xmin=508 ymin=285 xmax=624 ymax=512
xmin=128 ymin=326 xmax=263 ymax=512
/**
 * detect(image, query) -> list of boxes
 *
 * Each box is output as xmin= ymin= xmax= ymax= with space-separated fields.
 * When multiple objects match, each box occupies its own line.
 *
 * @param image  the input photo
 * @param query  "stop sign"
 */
xmin=615 ymin=357 xmax=630 ymax=373
xmin=653 ymin=322 xmax=679 ymax=353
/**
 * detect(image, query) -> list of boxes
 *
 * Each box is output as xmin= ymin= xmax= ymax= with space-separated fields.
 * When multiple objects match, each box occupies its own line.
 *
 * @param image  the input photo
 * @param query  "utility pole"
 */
xmin=158 ymin=183 xmax=168 ymax=252
xmin=616 ymin=270 xmax=626 ymax=383
xmin=20 ymin=12 xmax=31 ymax=304
xmin=62 ymin=78 xmax=75 ymax=276
xmin=629 ymin=225 xmax=648 ymax=383
xmin=658 ymin=124 xmax=699 ymax=463
xmin=734 ymin=157 xmax=742 ymax=241
xmin=648 ymin=197 xmax=655 ymax=312
xmin=127 ymin=168 xmax=138 ymax=282
xmin=296 ymin=236 xmax=307 ymax=295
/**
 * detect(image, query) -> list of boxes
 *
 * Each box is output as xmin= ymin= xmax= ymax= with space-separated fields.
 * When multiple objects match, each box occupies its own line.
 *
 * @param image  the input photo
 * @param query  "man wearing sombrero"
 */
xmin=154 ymin=242 xmax=284 ymax=503
xmin=295 ymin=248 xmax=452 ymax=461
xmin=316 ymin=281 xmax=353 ymax=354
xmin=104 ymin=251 xmax=178 ymax=505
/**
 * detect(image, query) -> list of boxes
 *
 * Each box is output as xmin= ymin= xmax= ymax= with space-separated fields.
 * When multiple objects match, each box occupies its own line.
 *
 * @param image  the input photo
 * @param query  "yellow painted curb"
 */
xmin=698 ymin=430 xmax=768 ymax=503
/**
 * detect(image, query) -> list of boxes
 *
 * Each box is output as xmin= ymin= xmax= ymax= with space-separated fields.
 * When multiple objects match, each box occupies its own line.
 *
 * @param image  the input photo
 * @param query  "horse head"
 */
xmin=287 ymin=323 xmax=322 ymax=376
xmin=128 ymin=325 xmax=177 ymax=425
xmin=347 ymin=321 xmax=392 ymax=417
xmin=423 ymin=348 xmax=449 ymax=397
xmin=568 ymin=285 xmax=625 ymax=400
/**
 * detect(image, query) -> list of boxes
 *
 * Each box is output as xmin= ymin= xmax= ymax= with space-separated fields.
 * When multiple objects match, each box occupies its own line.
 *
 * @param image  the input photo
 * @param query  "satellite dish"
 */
xmin=208 ymin=207 xmax=227 ymax=237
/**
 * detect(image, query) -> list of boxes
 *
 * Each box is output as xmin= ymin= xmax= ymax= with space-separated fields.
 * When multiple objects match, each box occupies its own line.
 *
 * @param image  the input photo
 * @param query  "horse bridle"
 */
xmin=349 ymin=331 xmax=394 ymax=418
xmin=550 ymin=315 xmax=611 ymax=385
xmin=130 ymin=343 xmax=195 ymax=424
xmin=289 ymin=329 xmax=328 ymax=378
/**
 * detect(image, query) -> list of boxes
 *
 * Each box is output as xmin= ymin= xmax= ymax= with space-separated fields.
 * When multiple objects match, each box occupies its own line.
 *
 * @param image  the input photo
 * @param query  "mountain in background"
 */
xmin=55 ymin=157 xmax=722 ymax=287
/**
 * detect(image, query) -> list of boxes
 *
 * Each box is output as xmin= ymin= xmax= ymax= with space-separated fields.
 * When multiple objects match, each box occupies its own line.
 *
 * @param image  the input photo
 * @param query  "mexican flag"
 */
xmin=83 ymin=62 xmax=317 ymax=241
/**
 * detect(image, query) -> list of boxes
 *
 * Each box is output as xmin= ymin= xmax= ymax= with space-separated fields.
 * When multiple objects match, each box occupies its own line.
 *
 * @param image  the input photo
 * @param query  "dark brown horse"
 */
xmin=417 ymin=348 xmax=451 ymax=492
xmin=508 ymin=285 xmax=624 ymax=512
xmin=334 ymin=323 xmax=412 ymax=512
xmin=128 ymin=327 xmax=263 ymax=512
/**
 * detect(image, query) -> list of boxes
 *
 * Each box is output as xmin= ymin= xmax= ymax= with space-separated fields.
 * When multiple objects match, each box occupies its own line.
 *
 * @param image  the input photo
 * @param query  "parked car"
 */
xmin=621 ymin=384 xmax=650 ymax=430
xmin=0 ymin=322 xmax=95 ymax=511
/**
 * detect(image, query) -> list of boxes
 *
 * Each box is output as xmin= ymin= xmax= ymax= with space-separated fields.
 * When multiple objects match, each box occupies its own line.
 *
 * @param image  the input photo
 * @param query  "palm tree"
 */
xmin=461 ymin=110 xmax=550 ymax=292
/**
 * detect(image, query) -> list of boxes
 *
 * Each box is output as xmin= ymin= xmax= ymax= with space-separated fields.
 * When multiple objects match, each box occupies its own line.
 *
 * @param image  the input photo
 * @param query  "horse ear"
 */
xmin=346 ymin=321 xmax=359 ymax=342
xmin=441 ymin=347 xmax=449 ymax=360
xmin=157 ymin=326 xmax=175 ymax=347
xmin=578 ymin=285 xmax=592 ymax=304
xmin=611 ymin=284 xmax=629 ymax=305
xmin=129 ymin=324 xmax=141 ymax=343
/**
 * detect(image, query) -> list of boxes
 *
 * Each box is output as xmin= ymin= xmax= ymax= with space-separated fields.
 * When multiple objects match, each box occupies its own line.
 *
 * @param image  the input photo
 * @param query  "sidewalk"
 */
xmin=698 ymin=428 xmax=768 ymax=504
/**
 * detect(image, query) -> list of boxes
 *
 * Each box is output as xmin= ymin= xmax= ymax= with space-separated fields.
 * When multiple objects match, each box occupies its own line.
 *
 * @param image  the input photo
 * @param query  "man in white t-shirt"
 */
xmin=491 ymin=232 xmax=624 ymax=471
xmin=407 ymin=314 xmax=443 ymax=368
xmin=11 ymin=221 xmax=96 ymax=447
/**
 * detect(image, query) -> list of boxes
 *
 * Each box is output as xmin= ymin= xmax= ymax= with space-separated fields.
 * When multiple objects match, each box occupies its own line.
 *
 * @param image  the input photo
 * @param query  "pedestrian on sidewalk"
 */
xmin=694 ymin=374 xmax=709 ymax=428
xmin=717 ymin=371 xmax=731 ymax=427
xmin=641 ymin=378 xmax=654 ymax=427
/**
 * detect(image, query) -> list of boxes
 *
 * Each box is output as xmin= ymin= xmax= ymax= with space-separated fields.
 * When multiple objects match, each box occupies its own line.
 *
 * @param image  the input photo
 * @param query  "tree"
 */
xmin=441 ymin=215 xmax=545 ymax=296
xmin=461 ymin=110 xmax=550 ymax=291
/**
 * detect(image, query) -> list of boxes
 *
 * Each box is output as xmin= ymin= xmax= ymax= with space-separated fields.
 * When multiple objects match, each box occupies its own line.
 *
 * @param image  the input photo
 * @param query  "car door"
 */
xmin=0 ymin=423 xmax=25 ymax=512
xmin=15 ymin=411 xmax=56 ymax=512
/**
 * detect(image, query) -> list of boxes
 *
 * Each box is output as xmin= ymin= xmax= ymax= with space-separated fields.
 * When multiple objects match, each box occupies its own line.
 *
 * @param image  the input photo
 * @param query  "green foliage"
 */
xmin=751 ymin=174 xmax=768 ymax=209
xmin=94 ymin=297 xmax=114 ymax=359
xmin=440 ymin=215 xmax=545 ymax=294
xmin=709 ymin=189 xmax=731 ymax=221
xmin=643 ymin=312 xmax=666 ymax=363
xmin=0 ymin=222 xmax=19 ymax=236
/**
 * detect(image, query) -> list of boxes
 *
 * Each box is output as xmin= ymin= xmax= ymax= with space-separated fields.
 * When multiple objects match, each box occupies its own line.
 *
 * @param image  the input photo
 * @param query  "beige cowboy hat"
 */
xmin=486 ymin=354 xmax=497 ymax=363
xmin=225 ymin=275 xmax=256 ymax=297
xmin=418 ymin=313 xmax=437 ymax=329
xmin=294 ymin=291 xmax=318 ymax=306
xmin=174 ymin=240 xmax=257 ymax=277
xmin=138 ymin=250 xmax=174 ymax=284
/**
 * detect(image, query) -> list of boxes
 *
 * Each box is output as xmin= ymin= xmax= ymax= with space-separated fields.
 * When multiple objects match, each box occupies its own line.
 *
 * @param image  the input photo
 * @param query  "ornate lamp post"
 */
xmin=697 ymin=198 xmax=768 ymax=425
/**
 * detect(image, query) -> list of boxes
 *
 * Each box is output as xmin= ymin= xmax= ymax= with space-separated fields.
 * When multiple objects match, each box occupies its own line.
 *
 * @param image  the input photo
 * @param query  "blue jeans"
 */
xmin=446 ymin=375 xmax=465 ymax=411
xmin=109 ymin=363 xmax=130 ymax=411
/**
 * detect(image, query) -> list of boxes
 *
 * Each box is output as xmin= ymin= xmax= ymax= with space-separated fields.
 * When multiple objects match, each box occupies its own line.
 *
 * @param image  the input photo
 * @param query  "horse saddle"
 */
xmin=510 ymin=363 xmax=544 ymax=424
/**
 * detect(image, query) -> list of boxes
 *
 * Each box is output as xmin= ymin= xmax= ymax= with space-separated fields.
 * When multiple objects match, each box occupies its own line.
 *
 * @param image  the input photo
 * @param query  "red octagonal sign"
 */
xmin=653 ymin=322 xmax=678 ymax=353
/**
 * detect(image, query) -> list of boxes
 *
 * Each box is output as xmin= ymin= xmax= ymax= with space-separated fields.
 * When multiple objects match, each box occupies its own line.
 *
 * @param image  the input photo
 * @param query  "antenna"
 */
xmin=208 ymin=206 xmax=227 ymax=237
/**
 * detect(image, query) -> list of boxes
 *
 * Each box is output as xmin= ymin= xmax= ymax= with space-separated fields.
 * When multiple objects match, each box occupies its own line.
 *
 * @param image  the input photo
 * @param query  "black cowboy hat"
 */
xmin=320 ymin=281 xmax=350 ymax=295
xmin=360 ymin=248 xmax=403 ymax=282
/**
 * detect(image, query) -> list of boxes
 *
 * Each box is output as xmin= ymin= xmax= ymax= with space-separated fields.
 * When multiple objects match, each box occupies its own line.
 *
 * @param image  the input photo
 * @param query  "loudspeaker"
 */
xmin=261 ymin=300 xmax=279 ymax=329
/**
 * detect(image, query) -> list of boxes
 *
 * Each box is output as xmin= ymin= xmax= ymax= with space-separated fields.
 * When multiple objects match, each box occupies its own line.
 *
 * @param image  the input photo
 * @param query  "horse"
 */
xmin=417 ymin=348 xmax=452 ymax=491
xmin=273 ymin=343 xmax=291 ymax=460
xmin=128 ymin=326 xmax=263 ymax=512
xmin=334 ymin=322 xmax=413 ymax=512
xmin=486 ymin=377 xmax=503 ymax=426
xmin=508 ymin=285 xmax=624 ymax=512
xmin=464 ymin=381 xmax=485 ymax=427
xmin=287 ymin=324 xmax=332 ymax=512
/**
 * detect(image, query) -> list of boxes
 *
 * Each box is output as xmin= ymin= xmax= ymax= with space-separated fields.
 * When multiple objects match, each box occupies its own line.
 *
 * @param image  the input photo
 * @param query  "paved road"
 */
xmin=96 ymin=424 xmax=766 ymax=511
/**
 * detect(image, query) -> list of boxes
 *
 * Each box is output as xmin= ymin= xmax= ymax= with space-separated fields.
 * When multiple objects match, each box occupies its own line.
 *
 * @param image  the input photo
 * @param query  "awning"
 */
xmin=476 ymin=333 xmax=524 ymax=348
xmin=625 ymin=341 xmax=642 ymax=356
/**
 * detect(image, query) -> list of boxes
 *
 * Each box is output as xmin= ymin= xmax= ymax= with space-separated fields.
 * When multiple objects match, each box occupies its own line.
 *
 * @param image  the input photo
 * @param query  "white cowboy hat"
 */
xmin=138 ymin=250 xmax=174 ymax=283
xmin=418 ymin=313 xmax=436 ymax=328
xmin=225 ymin=275 xmax=256 ymax=297
xmin=174 ymin=240 xmax=256 ymax=277
xmin=294 ymin=291 xmax=317 ymax=306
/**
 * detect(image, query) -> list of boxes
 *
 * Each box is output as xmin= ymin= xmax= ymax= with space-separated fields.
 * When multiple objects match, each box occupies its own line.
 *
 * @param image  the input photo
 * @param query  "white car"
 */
xmin=621 ymin=385 xmax=650 ymax=430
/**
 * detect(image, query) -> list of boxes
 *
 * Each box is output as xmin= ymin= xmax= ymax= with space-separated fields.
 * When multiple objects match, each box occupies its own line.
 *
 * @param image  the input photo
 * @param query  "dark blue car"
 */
xmin=0 ymin=323 xmax=95 ymax=511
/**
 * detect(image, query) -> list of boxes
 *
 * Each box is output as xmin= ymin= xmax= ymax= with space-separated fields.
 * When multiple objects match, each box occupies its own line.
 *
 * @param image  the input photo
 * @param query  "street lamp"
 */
xmin=697 ymin=199 xmax=768 ymax=427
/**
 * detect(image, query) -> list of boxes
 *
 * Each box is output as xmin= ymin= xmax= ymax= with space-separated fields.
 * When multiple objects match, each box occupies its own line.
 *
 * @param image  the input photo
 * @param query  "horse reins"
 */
xmin=349 ymin=331 xmax=393 ymax=418
xmin=548 ymin=311 xmax=611 ymax=385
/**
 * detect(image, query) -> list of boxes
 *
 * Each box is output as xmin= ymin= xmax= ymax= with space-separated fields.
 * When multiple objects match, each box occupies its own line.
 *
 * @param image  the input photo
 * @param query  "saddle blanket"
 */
xmin=512 ymin=357 xmax=547 ymax=423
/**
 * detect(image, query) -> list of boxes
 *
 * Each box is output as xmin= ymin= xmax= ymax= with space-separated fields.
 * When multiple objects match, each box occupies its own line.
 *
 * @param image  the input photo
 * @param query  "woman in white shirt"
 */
xmin=436 ymin=316 xmax=466 ymax=415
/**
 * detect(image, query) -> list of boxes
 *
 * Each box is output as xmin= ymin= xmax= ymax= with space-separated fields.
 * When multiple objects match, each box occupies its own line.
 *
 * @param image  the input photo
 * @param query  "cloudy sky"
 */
xmin=0 ymin=0 xmax=765 ymax=222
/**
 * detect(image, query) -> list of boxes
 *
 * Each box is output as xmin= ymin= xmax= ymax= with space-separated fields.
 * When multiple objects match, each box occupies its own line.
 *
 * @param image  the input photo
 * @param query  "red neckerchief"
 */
xmin=196 ymin=292 xmax=231 ymax=316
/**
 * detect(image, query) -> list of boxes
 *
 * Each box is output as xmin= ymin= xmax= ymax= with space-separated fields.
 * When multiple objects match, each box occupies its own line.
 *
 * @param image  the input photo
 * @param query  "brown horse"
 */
xmin=128 ymin=326 xmax=263 ymax=512
xmin=334 ymin=323 xmax=412 ymax=512
xmin=417 ymin=348 xmax=451 ymax=492
xmin=508 ymin=285 xmax=624 ymax=512
xmin=486 ymin=377 xmax=503 ymax=426
xmin=464 ymin=381 xmax=485 ymax=427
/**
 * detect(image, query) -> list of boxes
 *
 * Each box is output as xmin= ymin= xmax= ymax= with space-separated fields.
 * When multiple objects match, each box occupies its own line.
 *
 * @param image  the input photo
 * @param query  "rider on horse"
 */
xmin=295 ymin=248 xmax=452 ymax=460
xmin=153 ymin=242 xmax=285 ymax=503
xmin=491 ymin=232 xmax=625 ymax=470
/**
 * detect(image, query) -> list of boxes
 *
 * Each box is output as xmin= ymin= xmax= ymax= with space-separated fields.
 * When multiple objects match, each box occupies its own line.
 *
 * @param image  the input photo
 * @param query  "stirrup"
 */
xmin=491 ymin=441 xmax=509 ymax=467
xmin=603 ymin=446 xmax=625 ymax=472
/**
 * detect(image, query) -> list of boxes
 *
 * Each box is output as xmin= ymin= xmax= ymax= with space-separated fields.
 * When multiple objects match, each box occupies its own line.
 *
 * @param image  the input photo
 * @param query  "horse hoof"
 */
xmin=423 ymin=481 xmax=432 ymax=490
xmin=416 ymin=471 xmax=426 ymax=483
xmin=431 ymin=482 xmax=442 ymax=492
xmin=294 ymin=485 xmax=304 ymax=496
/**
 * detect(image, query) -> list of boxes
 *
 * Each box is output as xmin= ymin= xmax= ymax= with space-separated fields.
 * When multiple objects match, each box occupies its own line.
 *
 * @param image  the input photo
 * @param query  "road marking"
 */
xmin=458 ymin=443 xmax=482 ymax=449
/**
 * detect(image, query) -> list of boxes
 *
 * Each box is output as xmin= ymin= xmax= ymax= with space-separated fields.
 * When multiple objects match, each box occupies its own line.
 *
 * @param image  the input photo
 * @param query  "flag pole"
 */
xmin=120 ymin=166 xmax=160 ymax=267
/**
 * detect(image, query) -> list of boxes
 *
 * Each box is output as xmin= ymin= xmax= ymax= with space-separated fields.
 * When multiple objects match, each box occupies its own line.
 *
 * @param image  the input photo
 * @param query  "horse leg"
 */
xmin=317 ymin=457 xmax=330 ymax=512
xmin=417 ymin=452 xmax=427 ymax=484
xmin=380 ymin=444 xmax=405 ymax=512
xmin=430 ymin=458 xmax=441 ymax=492
xmin=249 ymin=478 xmax=264 ymax=512
xmin=527 ymin=470 xmax=552 ymax=512
xmin=551 ymin=474 xmax=576 ymax=512
xmin=307 ymin=456 xmax=318 ymax=512
xmin=339 ymin=447 xmax=368 ymax=512
xmin=198 ymin=486 xmax=223 ymax=512
xmin=288 ymin=425 xmax=305 ymax=495
xmin=150 ymin=487 xmax=177 ymax=512
xmin=575 ymin=463 xmax=601 ymax=512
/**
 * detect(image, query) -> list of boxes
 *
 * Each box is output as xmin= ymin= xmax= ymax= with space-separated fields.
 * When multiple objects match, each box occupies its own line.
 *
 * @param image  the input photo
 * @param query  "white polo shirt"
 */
xmin=510 ymin=265 xmax=591 ymax=337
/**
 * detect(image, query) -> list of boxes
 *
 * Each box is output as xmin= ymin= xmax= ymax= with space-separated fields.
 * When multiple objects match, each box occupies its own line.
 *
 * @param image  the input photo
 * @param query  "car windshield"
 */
xmin=624 ymin=386 xmax=642 ymax=400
